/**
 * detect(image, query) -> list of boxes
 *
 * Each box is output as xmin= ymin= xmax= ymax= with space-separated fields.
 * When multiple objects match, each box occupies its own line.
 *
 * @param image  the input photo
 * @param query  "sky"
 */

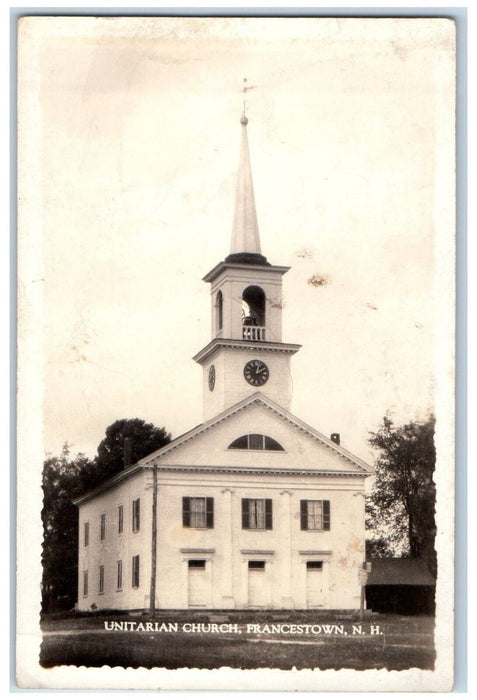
xmin=19 ymin=16 xmax=455 ymax=465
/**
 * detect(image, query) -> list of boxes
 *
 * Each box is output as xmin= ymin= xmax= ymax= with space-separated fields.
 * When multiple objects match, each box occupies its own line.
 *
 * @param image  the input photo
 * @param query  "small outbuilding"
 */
xmin=366 ymin=558 xmax=436 ymax=615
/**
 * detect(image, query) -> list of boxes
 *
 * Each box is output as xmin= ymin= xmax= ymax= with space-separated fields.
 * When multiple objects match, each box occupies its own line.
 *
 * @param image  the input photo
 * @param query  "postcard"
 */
xmin=16 ymin=16 xmax=456 ymax=690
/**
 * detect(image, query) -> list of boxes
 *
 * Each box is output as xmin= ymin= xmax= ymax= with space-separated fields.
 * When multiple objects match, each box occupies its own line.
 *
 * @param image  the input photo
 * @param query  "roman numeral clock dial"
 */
xmin=243 ymin=359 xmax=269 ymax=387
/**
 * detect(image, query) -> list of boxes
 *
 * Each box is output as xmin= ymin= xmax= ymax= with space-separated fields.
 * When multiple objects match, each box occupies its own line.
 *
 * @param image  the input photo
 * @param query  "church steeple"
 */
xmin=194 ymin=108 xmax=301 ymax=420
xmin=230 ymin=114 xmax=261 ymax=255
xmin=225 ymin=113 xmax=269 ymax=267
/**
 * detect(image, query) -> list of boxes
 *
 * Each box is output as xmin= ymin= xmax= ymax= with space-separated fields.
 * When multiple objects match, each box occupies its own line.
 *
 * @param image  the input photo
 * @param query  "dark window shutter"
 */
xmin=265 ymin=499 xmax=273 ymax=530
xmin=242 ymin=499 xmax=249 ymax=529
xmin=206 ymin=497 xmax=214 ymax=528
xmin=182 ymin=497 xmax=190 ymax=527
xmin=300 ymin=500 xmax=308 ymax=530
xmin=323 ymin=500 xmax=330 ymax=530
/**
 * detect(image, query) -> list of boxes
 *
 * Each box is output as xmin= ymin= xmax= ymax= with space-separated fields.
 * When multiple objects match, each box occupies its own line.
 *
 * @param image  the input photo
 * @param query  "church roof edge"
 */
xmin=203 ymin=260 xmax=290 ymax=284
xmin=74 ymin=395 xmax=373 ymax=506
xmin=193 ymin=338 xmax=301 ymax=365
xmin=141 ymin=392 xmax=374 ymax=474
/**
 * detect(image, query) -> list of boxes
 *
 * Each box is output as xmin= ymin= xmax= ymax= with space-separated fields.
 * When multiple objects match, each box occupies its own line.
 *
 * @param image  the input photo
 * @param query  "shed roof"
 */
xmin=366 ymin=558 xmax=435 ymax=586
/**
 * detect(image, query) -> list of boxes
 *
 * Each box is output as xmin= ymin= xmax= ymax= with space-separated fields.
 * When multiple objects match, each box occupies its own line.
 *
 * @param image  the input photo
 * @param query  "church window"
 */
xmin=117 ymin=560 xmax=123 ymax=590
xmin=83 ymin=571 xmax=88 ymax=597
xmin=132 ymin=498 xmax=140 ymax=532
xmin=248 ymin=560 xmax=265 ymax=570
xmin=188 ymin=559 xmax=206 ymax=569
xmin=300 ymin=500 xmax=331 ymax=531
xmin=306 ymin=561 xmax=323 ymax=570
xmin=98 ymin=565 xmax=105 ymax=594
xmin=228 ymin=434 xmax=284 ymax=451
xmin=100 ymin=513 xmax=106 ymax=541
xmin=216 ymin=291 xmax=223 ymax=332
xmin=182 ymin=497 xmax=214 ymax=529
xmin=132 ymin=555 xmax=140 ymax=588
xmin=242 ymin=498 xmax=273 ymax=530
xmin=84 ymin=521 xmax=89 ymax=547
xmin=118 ymin=505 xmax=123 ymax=534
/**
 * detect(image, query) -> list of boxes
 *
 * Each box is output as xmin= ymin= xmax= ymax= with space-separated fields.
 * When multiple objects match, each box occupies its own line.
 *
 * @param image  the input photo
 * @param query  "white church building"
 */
xmin=75 ymin=112 xmax=373 ymax=612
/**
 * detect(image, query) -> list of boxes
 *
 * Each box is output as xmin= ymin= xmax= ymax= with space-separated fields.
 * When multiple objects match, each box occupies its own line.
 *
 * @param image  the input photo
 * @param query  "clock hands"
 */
xmin=244 ymin=360 xmax=269 ymax=386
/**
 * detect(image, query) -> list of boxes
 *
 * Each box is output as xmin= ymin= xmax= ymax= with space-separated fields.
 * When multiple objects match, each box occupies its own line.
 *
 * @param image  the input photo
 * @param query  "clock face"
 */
xmin=208 ymin=365 xmax=216 ymax=391
xmin=243 ymin=359 xmax=269 ymax=387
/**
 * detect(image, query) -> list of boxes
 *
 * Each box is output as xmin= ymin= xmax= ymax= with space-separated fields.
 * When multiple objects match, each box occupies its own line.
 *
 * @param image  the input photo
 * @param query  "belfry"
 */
xmin=75 ymin=109 xmax=373 ymax=612
xmin=194 ymin=112 xmax=301 ymax=419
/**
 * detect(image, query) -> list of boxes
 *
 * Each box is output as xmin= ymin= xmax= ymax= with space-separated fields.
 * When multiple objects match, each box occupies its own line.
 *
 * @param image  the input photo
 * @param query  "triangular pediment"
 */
xmin=140 ymin=393 xmax=373 ymax=475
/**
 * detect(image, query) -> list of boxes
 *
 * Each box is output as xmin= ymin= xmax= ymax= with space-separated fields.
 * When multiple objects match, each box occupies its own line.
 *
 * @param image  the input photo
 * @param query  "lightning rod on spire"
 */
xmin=241 ymin=77 xmax=257 ymax=124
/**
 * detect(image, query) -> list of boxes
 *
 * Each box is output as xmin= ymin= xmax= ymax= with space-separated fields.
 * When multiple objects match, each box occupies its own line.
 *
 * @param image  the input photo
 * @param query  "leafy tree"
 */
xmin=92 ymin=418 xmax=171 ymax=488
xmin=366 ymin=415 xmax=437 ymax=576
xmin=41 ymin=444 xmax=95 ymax=612
xmin=365 ymin=536 xmax=394 ymax=560
xmin=42 ymin=419 xmax=171 ymax=612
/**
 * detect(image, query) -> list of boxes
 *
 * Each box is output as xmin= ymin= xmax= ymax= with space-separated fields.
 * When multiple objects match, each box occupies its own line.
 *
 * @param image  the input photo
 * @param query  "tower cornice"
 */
xmin=193 ymin=337 xmax=301 ymax=365
xmin=203 ymin=261 xmax=290 ymax=284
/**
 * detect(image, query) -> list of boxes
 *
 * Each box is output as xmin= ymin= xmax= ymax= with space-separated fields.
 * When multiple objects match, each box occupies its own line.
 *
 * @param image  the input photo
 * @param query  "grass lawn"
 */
xmin=40 ymin=611 xmax=435 ymax=671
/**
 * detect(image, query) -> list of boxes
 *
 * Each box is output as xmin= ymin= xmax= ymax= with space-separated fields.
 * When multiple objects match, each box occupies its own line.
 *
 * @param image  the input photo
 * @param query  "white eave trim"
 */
xmin=193 ymin=338 xmax=301 ymax=365
xmin=203 ymin=261 xmax=290 ymax=283
xmin=150 ymin=465 xmax=368 ymax=478
xmin=140 ymin=393 xmax=373 ymax=474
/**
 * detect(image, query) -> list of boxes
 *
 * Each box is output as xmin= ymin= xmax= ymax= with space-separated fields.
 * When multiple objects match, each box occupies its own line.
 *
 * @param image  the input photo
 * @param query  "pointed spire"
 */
xmin=230 ymin=112 xmax=261 ymax=256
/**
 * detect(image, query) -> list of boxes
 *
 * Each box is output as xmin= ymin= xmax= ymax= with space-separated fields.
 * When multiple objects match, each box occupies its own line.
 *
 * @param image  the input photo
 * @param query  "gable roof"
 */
xmin=366 ymin=558 xmax=435 ymax=586
xmin=75 ymin=393 xmax=373 ymax=505
xmin=139 ymin=392 xmax=373 ymax=474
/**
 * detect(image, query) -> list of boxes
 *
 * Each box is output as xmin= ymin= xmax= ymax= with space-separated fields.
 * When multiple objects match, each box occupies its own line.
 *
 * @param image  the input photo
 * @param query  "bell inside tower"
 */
xmin=242 ymin=285 xmax=266 ymax=341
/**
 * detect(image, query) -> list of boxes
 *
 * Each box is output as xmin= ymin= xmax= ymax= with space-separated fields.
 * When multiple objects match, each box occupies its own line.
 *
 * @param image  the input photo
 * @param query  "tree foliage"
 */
xmin=91 ymin=418 xmax=171 ymax=489
xmin=42 ymin=418 xmax=171 ymax=612
xmin=366 ymin=415 xmax=437 ymax=575
xmin=41 ymin=445 xmax=95 ymax=611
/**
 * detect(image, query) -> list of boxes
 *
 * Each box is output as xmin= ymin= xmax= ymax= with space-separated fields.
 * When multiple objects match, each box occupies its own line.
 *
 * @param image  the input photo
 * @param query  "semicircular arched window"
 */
xmin=228 ymin=434 xmax=284 ymax=451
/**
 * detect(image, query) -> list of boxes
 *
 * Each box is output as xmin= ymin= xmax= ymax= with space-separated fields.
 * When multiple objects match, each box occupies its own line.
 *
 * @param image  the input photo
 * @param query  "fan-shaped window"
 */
xmin=228 ymin=434 xmax=284 ymax=451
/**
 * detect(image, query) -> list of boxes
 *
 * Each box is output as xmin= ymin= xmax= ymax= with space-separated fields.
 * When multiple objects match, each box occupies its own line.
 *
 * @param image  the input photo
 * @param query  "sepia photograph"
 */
xmin=16 ymin=15 xmax=456 ymax=691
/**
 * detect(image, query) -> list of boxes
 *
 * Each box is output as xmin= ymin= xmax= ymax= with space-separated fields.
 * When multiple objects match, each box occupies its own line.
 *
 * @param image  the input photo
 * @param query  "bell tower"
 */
xmin=193 ymin=111 xmax=300 ymax=420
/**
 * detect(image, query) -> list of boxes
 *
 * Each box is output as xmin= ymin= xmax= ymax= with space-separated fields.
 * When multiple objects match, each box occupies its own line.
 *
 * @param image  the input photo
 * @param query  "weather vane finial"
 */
xmin=241 ymin=77 xmax=256 ymax=124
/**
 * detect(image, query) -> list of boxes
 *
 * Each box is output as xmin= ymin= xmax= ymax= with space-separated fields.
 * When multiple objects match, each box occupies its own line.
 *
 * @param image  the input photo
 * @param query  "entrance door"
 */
xmin=306 ymin=561 xmax=326 ymax=607
xmin=248 ymin=560 xmax=267 ymax=607
xmin=188 ymin=560 xmax=209 ymax=607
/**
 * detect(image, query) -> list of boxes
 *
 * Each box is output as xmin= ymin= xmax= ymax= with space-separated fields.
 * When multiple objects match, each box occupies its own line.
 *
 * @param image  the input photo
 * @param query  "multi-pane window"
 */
xmin=83 ymin=571 xmax=88 ymax=597
xmin=228 ymin=434 xmax=284 ymax=451
xmin=98 ymin=565 xmax=104 ymax=593
xmin=132 ymin=555 xmax=140 ymax=588
xmin=100 ymin=513 xmax=106 ymax=541
xmin=84 ymin=521 xmax=89 ymax=547
xmin=242 ymin=499 xmax=273 ymax=530
xmin=117 ymin=560 xmax=123 ymax=590
xmin=182 ymin=497 xmax=214 ymax=529
xmin=118 ymin=505 xmax=124 ymax=534
xmin=132 ymin=499 xmax=140 ymax=532
xmin=300 ymin=500 xmax=330 ymax=531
